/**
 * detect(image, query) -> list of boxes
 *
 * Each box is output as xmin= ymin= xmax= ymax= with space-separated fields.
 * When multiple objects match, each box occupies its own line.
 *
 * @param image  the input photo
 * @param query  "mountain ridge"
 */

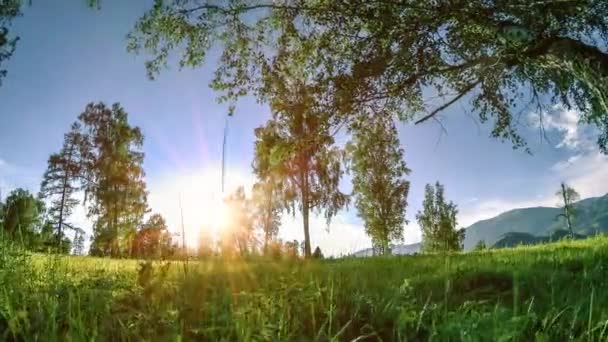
xmin=351 ymin=193 xmax=608 ymax=255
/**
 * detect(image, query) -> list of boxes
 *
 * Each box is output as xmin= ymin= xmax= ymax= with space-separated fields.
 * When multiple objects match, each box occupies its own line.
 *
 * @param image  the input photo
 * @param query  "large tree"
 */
xmin=252 ymin=78 xmax=348 ymax=258
xmin=128 ymin=0 xmax=608 ymax=152
xmin=556 ymin=182 xmax=580 ymax=238
xmin=417 ymin=182 xmax=463 ymax=253
xmin=78 ymin=102 xmax=148 ymax=257
xmin=39 ymin=123 xmax=84 ymax=250
xmin=349 ymin=113 xmax=410 ymax=255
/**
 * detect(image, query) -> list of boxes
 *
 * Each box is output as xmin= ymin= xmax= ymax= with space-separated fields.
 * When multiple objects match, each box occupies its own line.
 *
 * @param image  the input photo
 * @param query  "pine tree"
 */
xmin=417 ymin=182 xmax=464 ymax=253
xmin=39 ymin=122 xmax=84 ymax=250
xmin=78 ymin=102 xmax=148 ymax=257
xmin=350 ymin=113 xmax=410 ymax=255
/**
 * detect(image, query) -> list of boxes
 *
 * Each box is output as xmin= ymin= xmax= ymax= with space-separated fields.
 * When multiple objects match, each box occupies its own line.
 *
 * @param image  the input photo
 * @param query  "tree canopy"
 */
xmin=128 ymin=0 xmax=608 ymax=152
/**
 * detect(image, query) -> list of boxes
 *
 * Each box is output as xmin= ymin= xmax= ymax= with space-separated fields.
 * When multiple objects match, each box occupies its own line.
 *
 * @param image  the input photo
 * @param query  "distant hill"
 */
xmin=492 ymin=229 xmax=586 ymax=249
xmin=352 ymin=242 xmax=421 ymax=257
xmin=464 ymin=193 xmax=608 ymax=249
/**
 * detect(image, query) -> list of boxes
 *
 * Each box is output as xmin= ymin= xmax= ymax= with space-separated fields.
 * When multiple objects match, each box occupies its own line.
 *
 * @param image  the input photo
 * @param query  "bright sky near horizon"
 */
xmin=1 ymin=1 xmax=608 ymax=255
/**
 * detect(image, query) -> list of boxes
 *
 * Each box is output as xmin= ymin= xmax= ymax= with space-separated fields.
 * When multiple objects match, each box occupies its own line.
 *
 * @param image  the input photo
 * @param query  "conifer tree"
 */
xmin=39 ymin=123 xmax=84 ymax=250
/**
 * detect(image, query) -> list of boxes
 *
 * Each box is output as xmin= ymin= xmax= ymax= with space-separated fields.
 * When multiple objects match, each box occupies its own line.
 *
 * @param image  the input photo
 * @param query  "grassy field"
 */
xmin=2 ymin=237 xmax=608 ymax=341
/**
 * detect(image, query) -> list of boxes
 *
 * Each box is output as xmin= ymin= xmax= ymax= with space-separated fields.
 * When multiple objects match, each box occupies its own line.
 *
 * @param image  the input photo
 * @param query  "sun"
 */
xmin=147 ymin=165 xmax=252 ymax=249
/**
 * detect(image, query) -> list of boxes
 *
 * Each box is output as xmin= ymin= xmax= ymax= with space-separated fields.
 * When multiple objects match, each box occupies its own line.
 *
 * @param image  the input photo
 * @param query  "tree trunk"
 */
xmin=302 ymin=193 xmax=312 ymax=258
xmin=57 ymin=144 xmax=75 ymax=253
xmin=57 ymin=170 xmax=68 ymax=251
xmin=301 ymin=169 xmax=312 ymax=258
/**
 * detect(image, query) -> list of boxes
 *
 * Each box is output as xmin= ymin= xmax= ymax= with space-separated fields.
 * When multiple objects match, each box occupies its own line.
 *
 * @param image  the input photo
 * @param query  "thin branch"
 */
xmin=415 ymin=80 xmax=481 ymax=125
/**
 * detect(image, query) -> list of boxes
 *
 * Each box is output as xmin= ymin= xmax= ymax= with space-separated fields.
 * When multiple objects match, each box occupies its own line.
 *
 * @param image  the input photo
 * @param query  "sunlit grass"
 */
xmin=3 ymin=236 xmax=608 ymax=340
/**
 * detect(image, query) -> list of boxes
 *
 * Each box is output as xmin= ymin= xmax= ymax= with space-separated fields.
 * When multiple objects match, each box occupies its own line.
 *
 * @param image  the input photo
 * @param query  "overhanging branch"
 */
xmin=414 ymin=80 xmax=481 ymax=125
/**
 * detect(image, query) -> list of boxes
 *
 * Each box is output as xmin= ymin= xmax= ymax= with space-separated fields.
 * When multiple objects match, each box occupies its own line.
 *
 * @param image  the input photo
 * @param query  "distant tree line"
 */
xmin=0 ymin=98 xmax=467 ymax=259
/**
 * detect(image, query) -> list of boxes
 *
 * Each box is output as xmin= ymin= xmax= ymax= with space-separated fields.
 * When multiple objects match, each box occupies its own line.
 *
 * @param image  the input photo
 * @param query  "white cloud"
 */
xmin=530 ymin=104 xmax=597 ymax=151
xmin=551 ymin=152 xmax=608 ymax=199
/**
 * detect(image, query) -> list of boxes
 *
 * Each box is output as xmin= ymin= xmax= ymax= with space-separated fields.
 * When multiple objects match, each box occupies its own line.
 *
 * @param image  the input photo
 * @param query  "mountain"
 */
xmin=351 ymin=242 xmax=421 ymax=257
xmin=463 ymin=193 xmax=608 ymax=249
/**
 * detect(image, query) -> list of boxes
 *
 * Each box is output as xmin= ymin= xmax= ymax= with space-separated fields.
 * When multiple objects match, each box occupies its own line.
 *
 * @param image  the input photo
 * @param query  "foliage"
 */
xmin=131 ymin=213 xmax=174 ymax=259
xmin=251 ymin=179 xmax=281 ymax=253
xmin=493 ymin=229 xmax=587 ymax=249
xmin=76 ymin=102 xmax=148 ymax=257
xmin=128 ymin=0 xmax=608 ymax=152
xmin=34 ymin=220 xmax=72 ymax=254
xmin=0 ymin=1 xmax=20 ymax=86
xmin=1 ymin=188 xmax=44 ymax=248
xmin=556 ymin=182 xmax=580 ymax=238
xmin=349 ymin=113 xmax=410 ymax=255
xmin=417 ymin=182 xmax=464 ymax=253
xmin=252 ymin=78 xmax=348 ymax=257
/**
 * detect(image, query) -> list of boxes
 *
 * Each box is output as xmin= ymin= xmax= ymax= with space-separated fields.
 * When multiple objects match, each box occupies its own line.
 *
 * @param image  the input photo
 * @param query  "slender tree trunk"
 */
xmin=560 ymin=183 xmax=573 ymax=238
xmin=56 ymin=145 xmax=75 ymax=253
xmin=302 ymin=196 xmax=311 ymax=258
xmin=57 ymin=170 xmax=68 ymax=252
xmin=301 ymin=170 xmax=312 ymax=258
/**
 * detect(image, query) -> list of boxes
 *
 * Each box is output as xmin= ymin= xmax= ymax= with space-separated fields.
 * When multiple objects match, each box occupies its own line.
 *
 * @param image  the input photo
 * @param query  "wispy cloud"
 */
xmin=529 ymin=104 xmax=598 ymax=151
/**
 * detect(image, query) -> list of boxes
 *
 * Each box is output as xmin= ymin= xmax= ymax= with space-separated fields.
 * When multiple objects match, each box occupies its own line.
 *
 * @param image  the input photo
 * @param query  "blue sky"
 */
xmin=1 ymin=1 xmax=607 ymax=255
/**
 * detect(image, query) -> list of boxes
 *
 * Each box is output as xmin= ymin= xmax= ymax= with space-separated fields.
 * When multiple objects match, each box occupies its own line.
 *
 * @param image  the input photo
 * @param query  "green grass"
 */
xmin=3 ymin=237 xmax=608 ymax=341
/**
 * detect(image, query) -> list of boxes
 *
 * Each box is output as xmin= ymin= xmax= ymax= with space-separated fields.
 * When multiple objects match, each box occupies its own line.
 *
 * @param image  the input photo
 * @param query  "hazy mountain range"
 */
xmin=352 ymin=193 xmax=608 ymax=256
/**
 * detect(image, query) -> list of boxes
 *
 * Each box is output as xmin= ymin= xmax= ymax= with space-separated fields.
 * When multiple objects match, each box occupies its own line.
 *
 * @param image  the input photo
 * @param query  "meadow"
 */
xmin=2 ymin=236 xmax=608 ymax=341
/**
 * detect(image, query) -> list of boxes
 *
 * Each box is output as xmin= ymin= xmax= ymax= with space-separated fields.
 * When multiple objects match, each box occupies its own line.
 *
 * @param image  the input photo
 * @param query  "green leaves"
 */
xmin=252 ymin=75 xmax=348 ymax=257
xmin=75 ymin=102 xmax=149 ymax=257
xmin=351 ymin=112 xmax=410 ymax=255
xmin=417 ymin=182 xmax=463 ymax=253
xmin=128 ymin=0 xmax=608 ymax=153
